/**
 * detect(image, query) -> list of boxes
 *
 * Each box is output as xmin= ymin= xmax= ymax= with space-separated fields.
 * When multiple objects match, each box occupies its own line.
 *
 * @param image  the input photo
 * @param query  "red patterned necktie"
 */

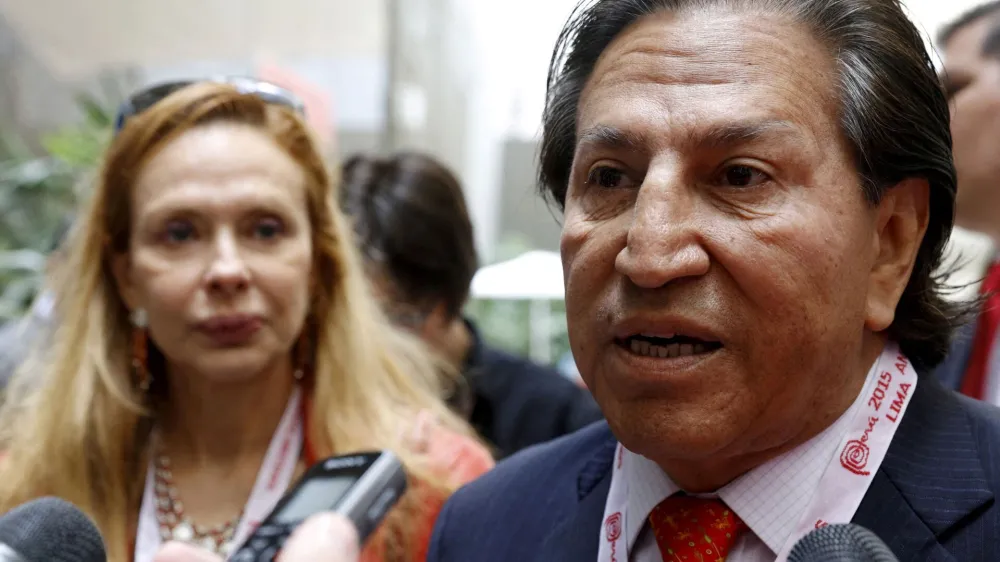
xmin=961 ymin=261 xmax=1000 ymax=400
xmin=648 ymin=495 xmax=748 ymax=561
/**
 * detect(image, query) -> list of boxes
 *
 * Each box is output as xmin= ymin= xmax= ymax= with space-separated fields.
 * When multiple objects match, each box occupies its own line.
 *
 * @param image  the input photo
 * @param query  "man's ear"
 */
xmin=865 ymin=178 xmax=930 ymax=332
xmin=111 ymin=252 xmax=138 ymax=312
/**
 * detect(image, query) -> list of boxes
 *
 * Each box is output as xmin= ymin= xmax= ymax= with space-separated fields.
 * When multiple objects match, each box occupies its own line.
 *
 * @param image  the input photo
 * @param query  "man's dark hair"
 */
xmin=539 ymin=0 xmax=962 ymax=372
xmin=340 ymin=152 xmax=478 ymax=321
xmin=938 ymin=1 xmax=1000 ymax=54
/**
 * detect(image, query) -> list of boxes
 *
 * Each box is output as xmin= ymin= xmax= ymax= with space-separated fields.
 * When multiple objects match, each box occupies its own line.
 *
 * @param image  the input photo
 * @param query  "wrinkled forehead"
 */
xmin=577 ymin=8 xmax=841 ymax=149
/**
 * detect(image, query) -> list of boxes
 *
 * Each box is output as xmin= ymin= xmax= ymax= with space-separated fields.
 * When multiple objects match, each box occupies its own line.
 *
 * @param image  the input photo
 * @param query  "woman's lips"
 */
xmin=195 ymin=314 xmax=262 ymax=346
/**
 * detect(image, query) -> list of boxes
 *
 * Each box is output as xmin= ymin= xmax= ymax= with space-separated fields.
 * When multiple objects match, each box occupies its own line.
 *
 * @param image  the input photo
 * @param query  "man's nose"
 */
xmin=204 ymin=230 xmax=250 ymax=294
xmin=615 ymin=173 xmax=711 ymax=289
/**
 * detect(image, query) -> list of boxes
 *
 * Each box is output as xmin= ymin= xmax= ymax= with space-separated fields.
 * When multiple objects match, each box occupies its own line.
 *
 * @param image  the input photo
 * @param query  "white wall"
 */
xmin=0 ymin=0 xmax=390 ymax=144
xmin=906 ymin=0 xmax=987 ymax=56
xmin=382 ymin=0 xmax=581 ymax=262
xmin=455 ymin=0 xmax=581 ymax=261
xmin=0 ymin=0 xmax=385 ymax=79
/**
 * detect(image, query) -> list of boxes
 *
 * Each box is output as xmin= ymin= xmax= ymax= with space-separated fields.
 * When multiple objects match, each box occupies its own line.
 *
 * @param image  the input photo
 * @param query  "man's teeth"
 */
xmin=628 ymin=339 xmax=706 ymax=358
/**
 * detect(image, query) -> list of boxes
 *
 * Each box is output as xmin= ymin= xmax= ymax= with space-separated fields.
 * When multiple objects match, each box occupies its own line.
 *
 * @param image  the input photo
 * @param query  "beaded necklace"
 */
xmin=152 ymin=452 xmax=243 ymax=557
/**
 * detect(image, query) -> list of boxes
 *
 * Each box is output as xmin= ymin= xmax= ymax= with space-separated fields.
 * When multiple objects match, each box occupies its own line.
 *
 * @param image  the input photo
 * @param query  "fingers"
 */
xmin=278 ymin=512 xmax=361 ymax=562
xmin=152 ymin=541 xmax=223 ymax=562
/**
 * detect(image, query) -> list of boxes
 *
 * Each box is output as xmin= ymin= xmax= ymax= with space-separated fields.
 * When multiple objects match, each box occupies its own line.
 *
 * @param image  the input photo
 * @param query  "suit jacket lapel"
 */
xmin=853 ymin=471 xmax=957 ymax=561
xmin=537 ymin=428 xmax=616 ymax=562
xmin=853 ymin=376 xmax=993 ymax=561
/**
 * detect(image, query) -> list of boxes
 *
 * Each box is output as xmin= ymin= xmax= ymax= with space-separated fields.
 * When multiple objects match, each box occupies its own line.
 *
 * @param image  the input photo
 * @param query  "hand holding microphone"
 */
xmin=153 ymin=512 xmax=360 ymax=562
xmin=156 ymin=448 xmax=406 ymax=562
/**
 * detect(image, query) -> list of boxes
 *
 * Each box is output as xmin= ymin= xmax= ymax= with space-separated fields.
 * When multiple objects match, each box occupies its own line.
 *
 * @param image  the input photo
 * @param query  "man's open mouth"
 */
xmin=616 ymin=334 xmax=723 ymax=359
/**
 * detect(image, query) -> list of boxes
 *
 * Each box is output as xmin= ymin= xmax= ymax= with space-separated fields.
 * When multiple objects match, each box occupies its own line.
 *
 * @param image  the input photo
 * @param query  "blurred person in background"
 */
xmin=340 ymin=152 xmax=603 ymax=459
xmin=0 ymin=81 xmax=492 ymax=562
xmin=0 ymin=216 xmax=73 ymax=390
xmin=936 ymin=1 xmax=1000 ymax=403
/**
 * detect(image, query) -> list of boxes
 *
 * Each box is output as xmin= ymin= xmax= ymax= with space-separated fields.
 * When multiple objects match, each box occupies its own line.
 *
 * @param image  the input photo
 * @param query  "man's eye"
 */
xmin=586 ymin=166 xmax=633 ymax=189
xmin=721 ymin=165 xmax=770 ymax=188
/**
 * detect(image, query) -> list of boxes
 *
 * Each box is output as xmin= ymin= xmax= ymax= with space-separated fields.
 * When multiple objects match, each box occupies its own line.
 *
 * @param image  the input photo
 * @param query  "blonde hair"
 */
xmin=0 ymin=83 xmax=478 ymax=561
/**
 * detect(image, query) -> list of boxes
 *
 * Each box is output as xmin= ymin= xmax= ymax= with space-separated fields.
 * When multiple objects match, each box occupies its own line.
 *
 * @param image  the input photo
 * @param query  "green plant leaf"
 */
xmin=0 ymin=88 xmax=112 ymax=319
xmin=0 ymin=250 xmax=48 ymax=273
xmin=41 ymin=129 xmax=106 ymax=167
xmin=75 ymin=92 xmax=114 ymax=128
xmin=0 ymin=276 xmax=42 ymax=321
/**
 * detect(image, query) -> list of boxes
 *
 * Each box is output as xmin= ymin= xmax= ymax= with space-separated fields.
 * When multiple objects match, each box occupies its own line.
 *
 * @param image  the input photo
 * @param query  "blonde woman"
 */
xmin=0 ymin=79 xmax=493 ymax=562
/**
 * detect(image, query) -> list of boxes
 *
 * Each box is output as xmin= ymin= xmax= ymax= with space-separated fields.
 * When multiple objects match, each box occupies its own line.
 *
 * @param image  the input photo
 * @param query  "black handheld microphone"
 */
xmin=230 ymin=451 xmax=406 ymax=562
xmin=787 ymin=523 xmax=899 ymax=562
xmin=0 ymin=497 xmax=106 ymax=562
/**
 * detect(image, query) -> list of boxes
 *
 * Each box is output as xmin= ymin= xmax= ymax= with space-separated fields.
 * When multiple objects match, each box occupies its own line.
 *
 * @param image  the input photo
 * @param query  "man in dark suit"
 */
xmin=935 ymin=3 xmax=1000 ymax=401
xmin=427 ymin=0 xmax=1000 ymax=560
xmin=338 ymin=152 xmax=603 ymax=459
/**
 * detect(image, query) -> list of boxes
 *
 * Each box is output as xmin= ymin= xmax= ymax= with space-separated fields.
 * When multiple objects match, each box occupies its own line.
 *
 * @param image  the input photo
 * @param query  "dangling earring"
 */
xmin=131 ymin=308 xmax=151 ymax=392
xmin=293 ymin=329 xmax=309 ymax=382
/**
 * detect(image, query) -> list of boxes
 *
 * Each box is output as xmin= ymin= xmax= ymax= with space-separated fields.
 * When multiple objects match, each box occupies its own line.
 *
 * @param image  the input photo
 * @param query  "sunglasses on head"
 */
xmin=113 ymin=77 xmax=306 ymax=135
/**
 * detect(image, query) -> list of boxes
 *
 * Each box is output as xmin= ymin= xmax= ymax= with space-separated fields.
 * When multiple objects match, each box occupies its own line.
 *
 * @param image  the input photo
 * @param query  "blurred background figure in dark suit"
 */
xmin=340 ymin=152 xmax=603 ymax=458
xmin=936 ymin=1 xmax=1000 ymax=403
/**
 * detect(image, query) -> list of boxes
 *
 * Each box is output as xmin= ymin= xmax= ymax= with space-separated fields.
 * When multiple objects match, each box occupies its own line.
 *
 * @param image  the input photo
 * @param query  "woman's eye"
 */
xmin=721 ymin=165 xmax=770 ymax=188
xmin=163 ymin=220 xmax=195 ymax=244
xmin=253 ymin=217 xmax=285 ymax=240
xmin=586 ymin=166 xmax=634 ymax=189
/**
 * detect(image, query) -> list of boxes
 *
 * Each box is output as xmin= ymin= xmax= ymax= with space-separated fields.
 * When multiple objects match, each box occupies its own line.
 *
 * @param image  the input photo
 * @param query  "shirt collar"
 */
xmin=623 ymin=360 xmax=873 ymax=555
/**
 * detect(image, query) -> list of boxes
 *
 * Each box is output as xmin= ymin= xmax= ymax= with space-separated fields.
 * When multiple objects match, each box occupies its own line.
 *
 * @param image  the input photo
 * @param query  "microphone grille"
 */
xmin=0 ymin=497 xmax=106 ymax=562
xmin=787 ymin=523 xmax=898 ymax=562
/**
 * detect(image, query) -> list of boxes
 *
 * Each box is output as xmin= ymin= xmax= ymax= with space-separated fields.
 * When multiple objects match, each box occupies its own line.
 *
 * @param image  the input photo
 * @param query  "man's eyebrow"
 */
xmin=576 ymin=125 xmax=648 ymax=153
xmin=696 ymin=119 xmax=799 ymax=149
xmin=576 ymin=120 xmax=799 ymax=153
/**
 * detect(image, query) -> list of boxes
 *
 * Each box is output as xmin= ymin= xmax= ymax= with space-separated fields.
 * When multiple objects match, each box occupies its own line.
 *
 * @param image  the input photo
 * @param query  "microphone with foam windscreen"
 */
xmin=0 ymin=497 xmax=106 ymax=562
xmin=787 ymin=523 xmax=899 ymax=562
